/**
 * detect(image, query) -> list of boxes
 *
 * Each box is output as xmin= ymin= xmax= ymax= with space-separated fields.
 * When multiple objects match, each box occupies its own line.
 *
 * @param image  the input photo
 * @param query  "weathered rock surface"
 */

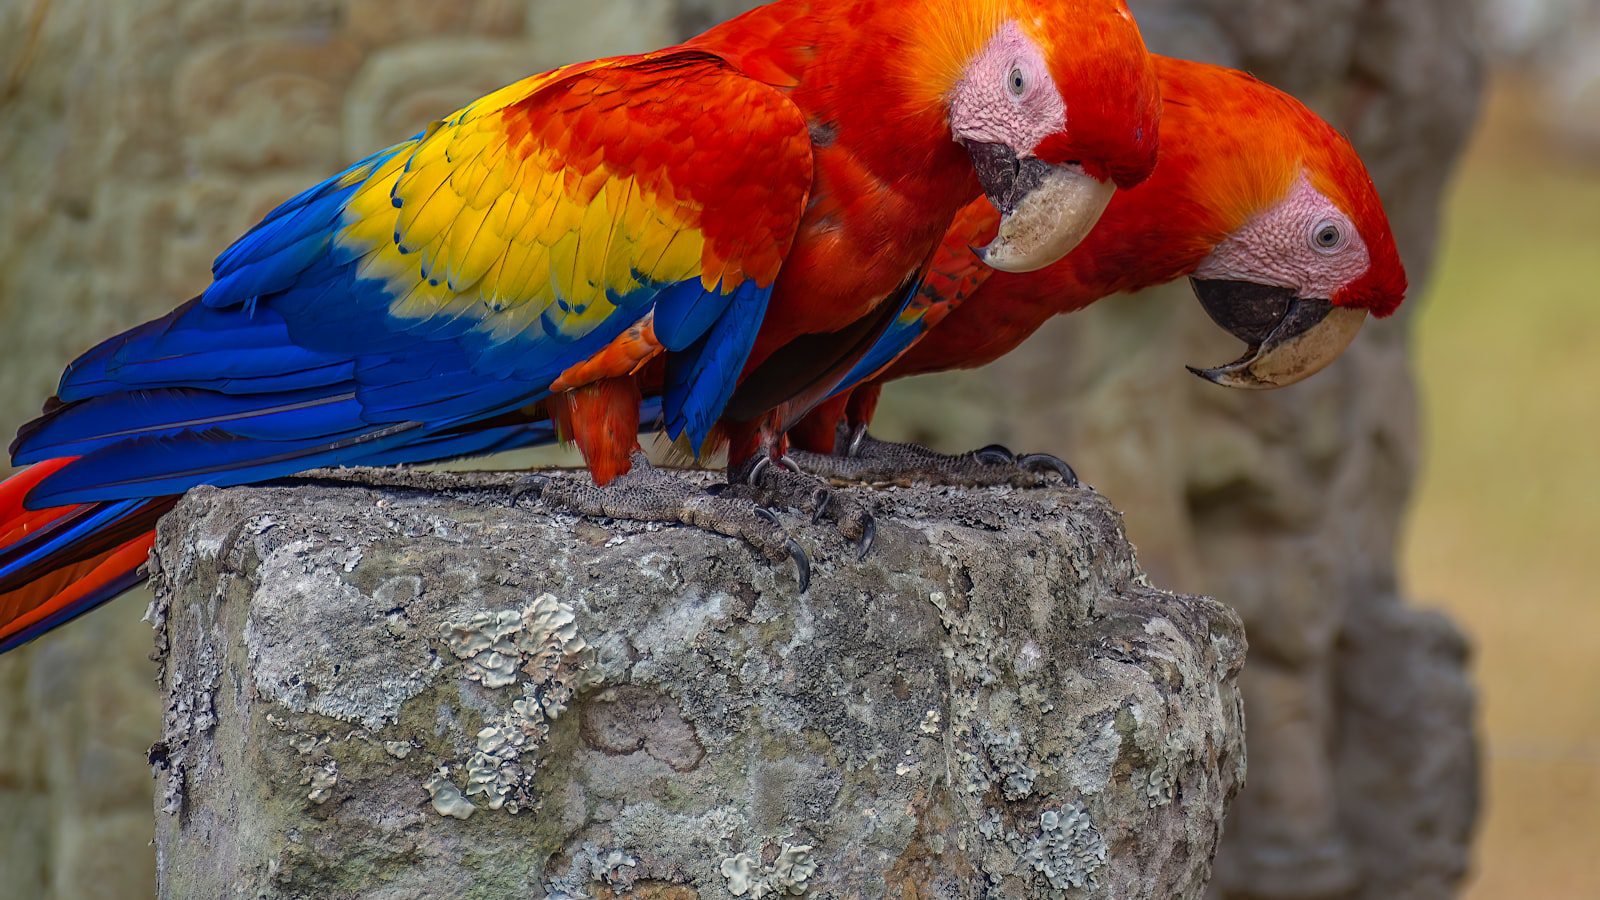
xmin=149 ymin=471 xmax=1245 ymax=899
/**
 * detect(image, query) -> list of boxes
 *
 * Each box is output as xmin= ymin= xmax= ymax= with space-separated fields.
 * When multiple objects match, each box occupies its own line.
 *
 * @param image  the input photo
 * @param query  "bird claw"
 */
xmin=856 ymin=516 xmax=876 ymax=561
xmin=744 ymin=456 xmax=773 ymax=486
xmin=810 ymin=488 xmax=833 ymax=524
xmin=509 ymin=472 xmax=551 ymax=504
xmin=756 ymin=507 xmax=811 ymax=593
xmin=974 ymin=444 xmax=1017 ymax=466
xmin=1018 ymin=453 xmax=1079 ymax=486
xmin=840 ymin=423 xmax=870 ymax=458
xmin=790 ymin=538 xmax=811 ymax=593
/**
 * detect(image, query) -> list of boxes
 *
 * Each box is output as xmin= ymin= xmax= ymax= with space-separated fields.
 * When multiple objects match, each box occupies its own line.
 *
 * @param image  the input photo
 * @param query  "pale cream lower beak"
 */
xmin=1187 ymin=279 xmax=1369 ymax=390
xmin=962 ymin=142 xmax=1116 ymax=275
xmin=978 ymin=164 xmax=1116 ymax=274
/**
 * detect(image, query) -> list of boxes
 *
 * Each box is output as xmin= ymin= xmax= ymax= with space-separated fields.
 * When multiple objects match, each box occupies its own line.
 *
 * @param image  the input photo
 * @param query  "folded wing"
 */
xmin=13 ymin=51 xmax=811 ymax=506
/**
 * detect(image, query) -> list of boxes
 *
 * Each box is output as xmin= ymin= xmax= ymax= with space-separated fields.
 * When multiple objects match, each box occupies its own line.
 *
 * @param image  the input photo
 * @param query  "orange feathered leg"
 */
xmin=550 ymin=377 xmax=644 ymax=486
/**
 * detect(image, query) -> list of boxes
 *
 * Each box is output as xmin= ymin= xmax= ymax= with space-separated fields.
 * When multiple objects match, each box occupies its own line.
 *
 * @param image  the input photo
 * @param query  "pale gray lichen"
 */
xmin=1143 ymin=736 xmax=1189 ymax=808
xmin=430 ymin=593 xmax=597 ymax=816
xmin=302 ymin=760 xmax=338 ymax=805
xmin=721 ymin=843 xmax=818 ymax=897
xmin=543 ymin=843 xmax=640 ymax=897
xmin=157 ymin=639 xmax=223 ymax=816
xmin=464 ymin=724 xmax=526 ymax=812
xmin=423 ymin=768 xmax=477 ymax=820
xmin=979 ymin=724 xmax=1039 ymax=801
xmin=1066 ymin=717 xmax=1122 ymax=798
xmin=440 ymin=609 xmax=525 ymax=688
xmin=1022 ymin=804 xmax=1108 ymax=894
xmin=895 ymin=748 xmax=921 ymax=777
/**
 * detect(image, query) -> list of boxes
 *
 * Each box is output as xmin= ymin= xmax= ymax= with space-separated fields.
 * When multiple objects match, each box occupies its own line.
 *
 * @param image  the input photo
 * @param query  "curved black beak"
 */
xmin=1187 ymin=278 xmax=1368 ymax=390
xmin=964 ymin=141 xmax=1114 ymax=274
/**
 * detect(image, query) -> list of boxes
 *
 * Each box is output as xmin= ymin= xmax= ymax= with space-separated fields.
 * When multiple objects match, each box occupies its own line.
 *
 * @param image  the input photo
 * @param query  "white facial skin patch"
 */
xmin=1194 ymin=174 xmax=1371 ymax=302
xmin=949 ymin=21 xmax=1067 ymax=154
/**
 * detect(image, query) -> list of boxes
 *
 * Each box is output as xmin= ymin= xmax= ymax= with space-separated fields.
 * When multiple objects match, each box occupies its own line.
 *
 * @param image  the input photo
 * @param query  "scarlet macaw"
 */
xmin=785 ymin=53 xmax=1408 ymax=484
xmin=0 ymin=0 xmax=1162 ymax=652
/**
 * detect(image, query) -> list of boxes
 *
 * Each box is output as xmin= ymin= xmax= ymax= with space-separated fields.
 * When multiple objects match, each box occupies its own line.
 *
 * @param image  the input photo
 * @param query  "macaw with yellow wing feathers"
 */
xmin=0 ymin=0 xmax=1162 ymax=652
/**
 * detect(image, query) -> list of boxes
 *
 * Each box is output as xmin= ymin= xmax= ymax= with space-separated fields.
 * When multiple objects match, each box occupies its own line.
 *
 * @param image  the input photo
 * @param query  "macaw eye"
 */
xmin=1311 ymin=220 xmax=1345 ymax=253
xmin=1008 ymin=67 xmax=1027 ymax=97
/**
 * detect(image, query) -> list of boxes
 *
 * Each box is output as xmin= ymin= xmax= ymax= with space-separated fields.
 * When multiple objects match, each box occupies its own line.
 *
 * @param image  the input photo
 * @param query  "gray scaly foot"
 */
xmin=534 ymin=452 xmax=811 ymax=591
xmin=729 ymin=456 xmax=878 ymax=560
xmin=790 ymin=428 xmax=1078 ymax=490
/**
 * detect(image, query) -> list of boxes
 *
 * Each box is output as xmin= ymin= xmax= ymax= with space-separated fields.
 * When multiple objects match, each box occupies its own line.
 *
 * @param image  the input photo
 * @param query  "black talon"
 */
xmin=856 ymin=516 xmax=877 ymax=561
xmin=509 ymin=473 xmax=550 ymax=504
xmin=1019 ymin=453 xmax=1079 ymax=486
xmin=746 ymin=457 xmax=773 ymax=486
xmin=788 ymin=538 xmax=811 ymax=593
xmin=810 ymin=489 xmax=833 ymax=524
xmin=755 ymin=507 xmax=811 ymax=592
xmin=975 ymin=444 xmax=1017 ymax=466
xmin=777 ymin=454 xmax=805 ymax=475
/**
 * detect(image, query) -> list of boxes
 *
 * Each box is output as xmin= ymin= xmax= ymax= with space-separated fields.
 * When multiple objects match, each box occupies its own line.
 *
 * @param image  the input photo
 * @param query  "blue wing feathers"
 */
xmin=205 ymin=145 xmax=408 ymax=310
xmin=651 ymin=279 xmax=728 ymax=352
xmin=662 ymin=279 xmax=770 ymax=450
xmin=830 ymin=316 xmax=929 ymax=401
xmin=827 ymin=279 xmax=932 ymax=402
xmin=16 ymin=114 xmax=781 ymax=502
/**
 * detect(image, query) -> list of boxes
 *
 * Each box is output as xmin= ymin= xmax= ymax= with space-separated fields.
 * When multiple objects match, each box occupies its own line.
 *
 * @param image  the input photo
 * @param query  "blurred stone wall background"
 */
xmin=0 ymin=1 xmax=1485 ymax=898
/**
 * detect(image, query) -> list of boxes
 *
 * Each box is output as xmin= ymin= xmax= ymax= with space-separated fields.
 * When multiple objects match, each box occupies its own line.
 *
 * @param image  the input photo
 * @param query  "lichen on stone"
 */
xmin=978 ymin=724 xmax=1040 ymax=801
xmin=1022 ymin=804 xmax=1108 ymax=895
xmin=430 ymin=593 xmax=598 ymax=816
xmin=1142 ymin=736 xmax=1189 ymax=808
xmin=423 ymin=768 xmax=476 ymax=820
xmin=302 ymin=760 xmax=338 ymax=805
xmin=721 ymin=843 xmax=818 ymax=897
xmin=543 ymin=843 xmax=640 ymax=897
xmin=464 ymin=724 xmax=526 ymax=812
xmin=149 ymin=468 xmax=1248 ymax=896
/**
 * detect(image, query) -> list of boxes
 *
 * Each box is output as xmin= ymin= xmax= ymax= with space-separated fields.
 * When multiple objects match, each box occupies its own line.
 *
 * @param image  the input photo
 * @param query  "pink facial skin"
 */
xmin=1195 ymin=174 xmax=1373 ymax=302
xmin=949 ymin=21 xmax=1068 ymax=158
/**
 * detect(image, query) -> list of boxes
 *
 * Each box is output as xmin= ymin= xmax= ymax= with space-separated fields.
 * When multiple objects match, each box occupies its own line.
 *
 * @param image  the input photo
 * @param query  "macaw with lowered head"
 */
xmin=784 ymin=54 xmax=1408 ymax=484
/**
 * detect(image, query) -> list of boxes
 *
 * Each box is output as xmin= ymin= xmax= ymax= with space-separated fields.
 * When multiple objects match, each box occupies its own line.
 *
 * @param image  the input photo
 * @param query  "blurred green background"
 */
xmin=1408 ymin=75 xmax=1600 ymax=898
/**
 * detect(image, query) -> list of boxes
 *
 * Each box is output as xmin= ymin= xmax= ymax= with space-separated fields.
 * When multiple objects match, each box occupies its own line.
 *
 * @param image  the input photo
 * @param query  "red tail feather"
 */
xmin=0 ymin=457 xmax=76 ymax=521
xmin=0 ymin=533 xmax=155 ymax=648
xmin=0 ymin=459 xmax=157 ymax=652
